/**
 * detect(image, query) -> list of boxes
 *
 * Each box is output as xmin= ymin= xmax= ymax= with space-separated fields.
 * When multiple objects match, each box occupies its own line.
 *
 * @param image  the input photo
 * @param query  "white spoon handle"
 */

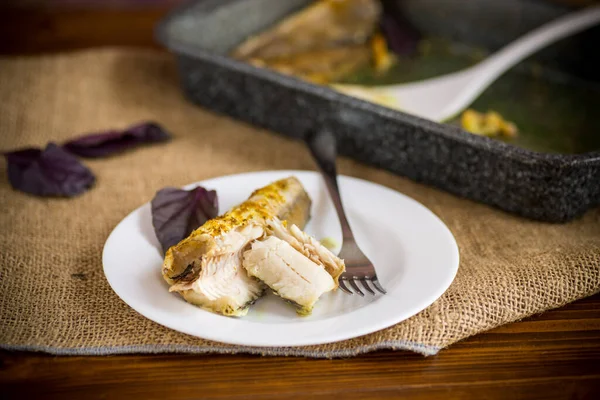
xmin=332 ymin=6 xmax=600 ymax=122
xmin=473 ymin=6 xmax=600 ymax=84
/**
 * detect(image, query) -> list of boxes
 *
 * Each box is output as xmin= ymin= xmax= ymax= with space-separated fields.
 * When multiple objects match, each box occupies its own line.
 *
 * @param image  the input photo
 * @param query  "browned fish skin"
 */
xmin=163 ymin=177 xmax=311 ymax=284
xmin=232 ymin=0 xmax=381 ymax=82
xmin=161 ymin=177 xmax=311 ymax=316
xmin=249 ymin=46 xmax=372 ymax=84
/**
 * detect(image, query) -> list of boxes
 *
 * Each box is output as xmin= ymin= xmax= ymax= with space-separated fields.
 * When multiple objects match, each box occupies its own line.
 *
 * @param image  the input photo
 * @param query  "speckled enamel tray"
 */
xmin=156 ymin=0 xmax=600 ymax=222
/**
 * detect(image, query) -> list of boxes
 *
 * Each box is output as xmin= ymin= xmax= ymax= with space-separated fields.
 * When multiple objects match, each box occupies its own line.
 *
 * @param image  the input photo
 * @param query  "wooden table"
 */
xmin=2 ymin=295 xmax=599 ymax=399
xmin=1 ymin=3 xmax=599 ymax=399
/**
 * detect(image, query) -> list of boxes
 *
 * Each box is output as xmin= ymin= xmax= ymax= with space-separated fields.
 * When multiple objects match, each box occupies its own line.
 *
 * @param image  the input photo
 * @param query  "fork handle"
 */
xmin=306 ymin=130 xmax=355 ymax=242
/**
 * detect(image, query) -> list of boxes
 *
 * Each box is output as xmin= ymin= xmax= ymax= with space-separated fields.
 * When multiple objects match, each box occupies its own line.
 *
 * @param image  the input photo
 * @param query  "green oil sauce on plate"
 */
xmin=319 ymin=237 xmax=338 ymax=251
xmin=340 ymin=38 xmax=600 ymax=154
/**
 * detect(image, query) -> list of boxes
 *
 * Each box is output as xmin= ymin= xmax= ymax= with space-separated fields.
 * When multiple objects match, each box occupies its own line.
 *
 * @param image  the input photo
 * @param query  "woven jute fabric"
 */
xmin=1 ymin=49 xmax=599 ymax=357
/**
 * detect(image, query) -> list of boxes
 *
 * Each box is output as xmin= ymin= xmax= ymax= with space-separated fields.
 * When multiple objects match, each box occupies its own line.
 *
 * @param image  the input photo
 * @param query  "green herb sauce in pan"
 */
xmin=341 ymin=37 xmax=600 ymax=154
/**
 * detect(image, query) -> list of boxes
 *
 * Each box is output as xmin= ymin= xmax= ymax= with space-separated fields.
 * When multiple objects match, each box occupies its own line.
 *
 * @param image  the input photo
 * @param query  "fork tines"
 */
xmin=339 ymin=276 xmax=386 ymax=296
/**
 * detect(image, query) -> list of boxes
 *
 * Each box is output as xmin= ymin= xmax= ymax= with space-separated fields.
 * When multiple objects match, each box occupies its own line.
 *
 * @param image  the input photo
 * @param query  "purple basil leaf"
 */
xmin=151 ymin=186 xmax=219 ymax=254
xmin=3 ymin=143 xmax=95 ymax=197
xmin=62 ymin=122 xmax=171 ymax=158
xmin=379 ymin=1 xmax=421 ymax=57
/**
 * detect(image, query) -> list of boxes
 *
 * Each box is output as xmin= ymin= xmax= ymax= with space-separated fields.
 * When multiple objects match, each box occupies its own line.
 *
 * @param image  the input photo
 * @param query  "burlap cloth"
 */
xmin=1 ymin=49 xmax=599 ymax=358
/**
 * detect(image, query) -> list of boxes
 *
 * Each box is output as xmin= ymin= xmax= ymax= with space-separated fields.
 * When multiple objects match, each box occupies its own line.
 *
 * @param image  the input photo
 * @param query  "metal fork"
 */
xmin=305 ymin=129 xmax=386 ymax=296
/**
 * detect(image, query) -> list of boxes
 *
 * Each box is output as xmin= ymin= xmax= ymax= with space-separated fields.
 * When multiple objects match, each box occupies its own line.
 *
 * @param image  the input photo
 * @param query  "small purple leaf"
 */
xmin=63 ymin=122 xmax=171 ymax=158
xmin=379 ymin=1 xmax=421 ymax=57
xmin=3 ymin=143 xmax=95 ymax=197
xmin=151 ymin=186 xmax=219 ymax=254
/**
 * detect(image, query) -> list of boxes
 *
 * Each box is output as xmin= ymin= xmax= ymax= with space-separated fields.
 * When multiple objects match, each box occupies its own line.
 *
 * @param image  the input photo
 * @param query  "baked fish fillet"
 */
xmin=231 ymin=0 xmax=381 ymax=83
xmin=247 ymin=46 xmax=372 ymax=84
xmin=163 ymin=177 xmax=311 ymax=316
xmin=243 ymin=218 xmax=345 ymax=315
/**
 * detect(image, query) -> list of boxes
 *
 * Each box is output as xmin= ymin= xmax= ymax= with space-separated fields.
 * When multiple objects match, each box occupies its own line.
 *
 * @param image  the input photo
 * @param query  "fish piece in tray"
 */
xmin=231 ymin=0 xmax=382 ymax=83
xmin=248 ymin=46 xmax=372 ymax=84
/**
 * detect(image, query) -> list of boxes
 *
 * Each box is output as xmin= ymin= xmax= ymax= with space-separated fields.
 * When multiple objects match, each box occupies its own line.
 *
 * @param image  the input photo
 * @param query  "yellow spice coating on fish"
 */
xmin=162 ymin=177 xmax=311 ymax=286
xmin=192 ymin=179 xmax=288 ymax=237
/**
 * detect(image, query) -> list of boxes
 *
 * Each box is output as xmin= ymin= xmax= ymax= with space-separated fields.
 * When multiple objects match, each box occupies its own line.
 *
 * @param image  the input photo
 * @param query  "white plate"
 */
xmin=103 ymin=170 xmax=459 ymax=347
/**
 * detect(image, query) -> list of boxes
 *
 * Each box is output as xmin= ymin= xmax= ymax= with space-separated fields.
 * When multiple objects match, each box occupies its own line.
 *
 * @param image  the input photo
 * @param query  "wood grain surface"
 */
xmin=1 ymin=294 xmax=599 ymax=399
xmin=1 ymin=2 xmax=599 ymax=399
